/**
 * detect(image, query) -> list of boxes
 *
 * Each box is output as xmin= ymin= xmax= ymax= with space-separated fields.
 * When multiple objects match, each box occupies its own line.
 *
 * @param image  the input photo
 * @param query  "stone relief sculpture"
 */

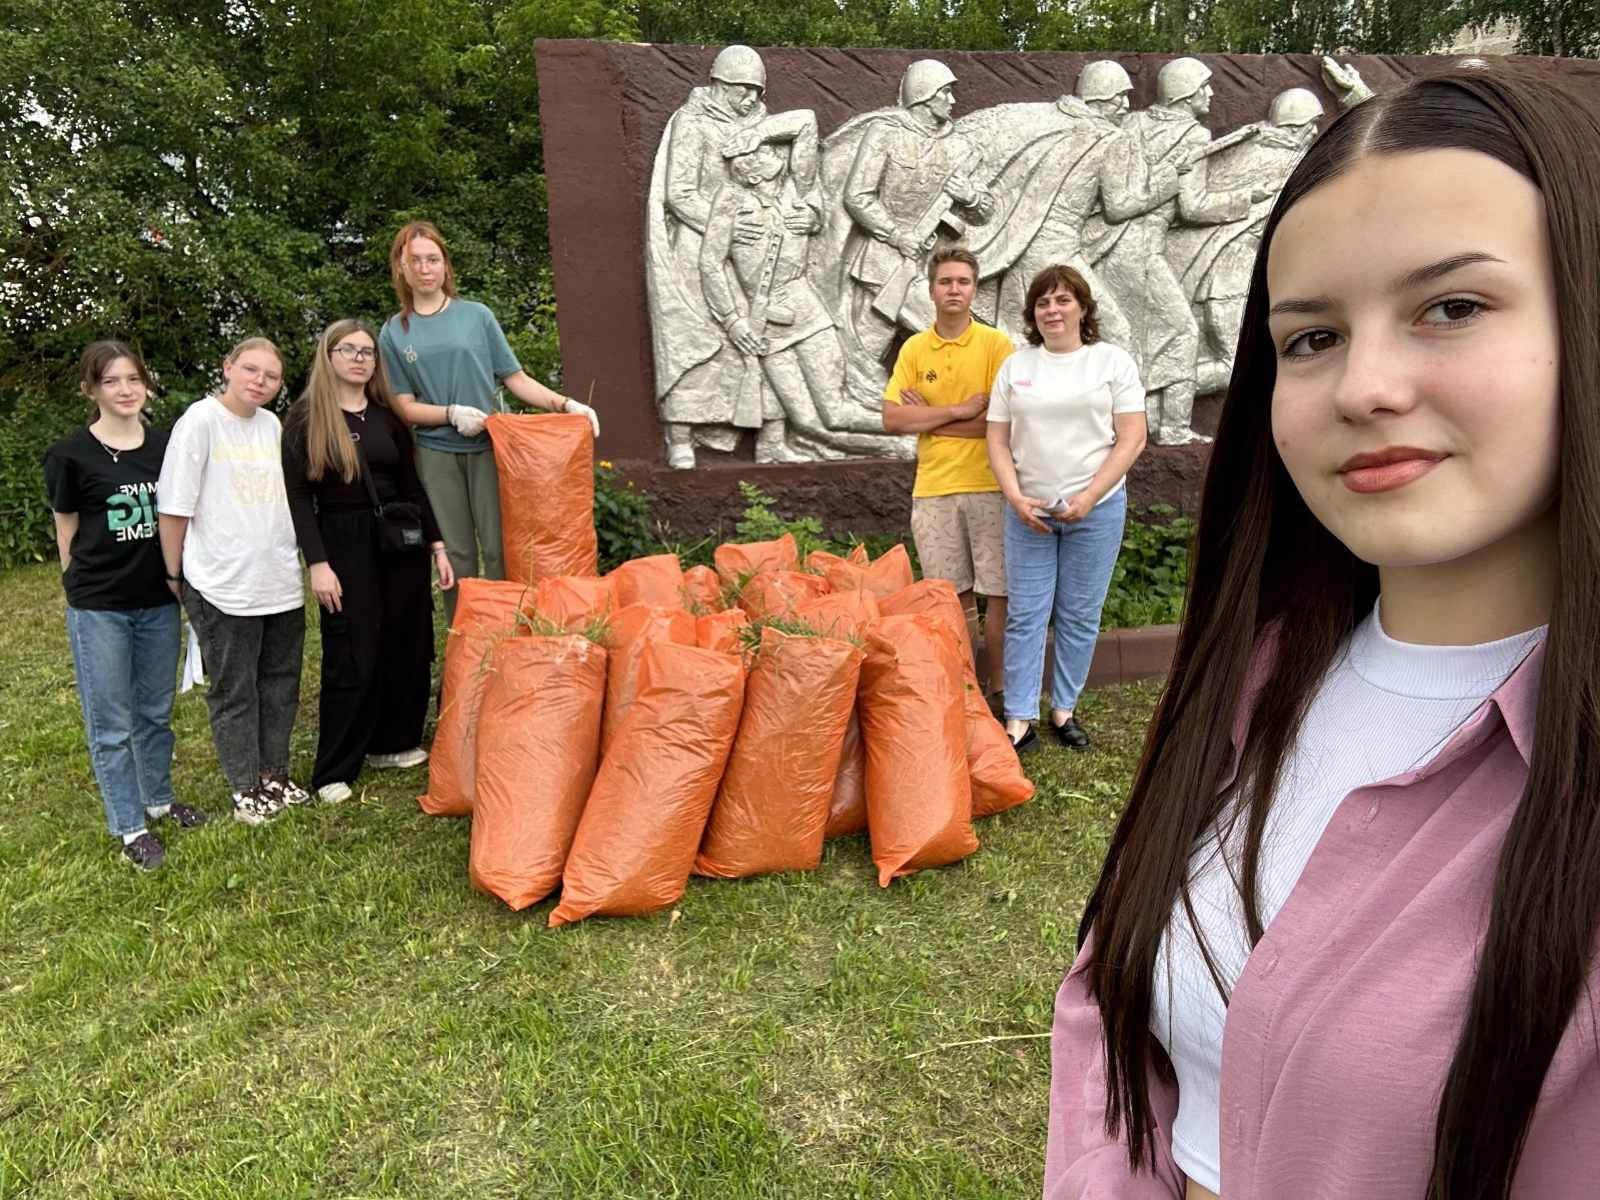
xmin=1166 ymin=87 xmax=1324 ymax=394
xmin=955 ymin=60 xmax=1178 ymax=352
xmin=1095 ymin=57 xmax=1279 ymax=445
xmin=646 ymin=45 xmax=773 ymax=466
xmin=700 ymin=135 xmax=912 ymax=463
xmin=645 ymin=48 xmax=1333 ymax=463
xmin=1321 ymin=57 xmax=1378 ymax=108
xmin=812 ymin=61 xmax=997 ymax=372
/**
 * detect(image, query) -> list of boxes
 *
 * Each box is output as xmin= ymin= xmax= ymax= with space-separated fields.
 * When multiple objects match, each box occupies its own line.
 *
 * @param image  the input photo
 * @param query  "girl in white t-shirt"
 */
xmin=157 ymin=337 xmax=309 ymax=825
xmin=986 ymin=265 xmax=1148 ymax=752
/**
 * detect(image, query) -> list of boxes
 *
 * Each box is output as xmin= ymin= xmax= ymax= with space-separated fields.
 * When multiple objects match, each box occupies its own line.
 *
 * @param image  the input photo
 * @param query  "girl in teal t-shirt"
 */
xmin=378 ymin=220 xmax=600 ymax=621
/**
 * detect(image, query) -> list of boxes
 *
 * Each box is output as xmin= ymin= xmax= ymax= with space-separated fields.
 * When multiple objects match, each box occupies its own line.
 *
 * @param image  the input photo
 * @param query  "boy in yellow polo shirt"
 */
xmin=883 ymin=246 xmax=1012 ymax=706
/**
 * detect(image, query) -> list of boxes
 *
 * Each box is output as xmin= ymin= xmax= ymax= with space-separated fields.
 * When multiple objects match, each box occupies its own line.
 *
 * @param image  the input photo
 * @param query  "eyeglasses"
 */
xmin=332 ymin=345 xmax=376 ymax=362
xmin=408 ymin=255 xmax=444 ymax=269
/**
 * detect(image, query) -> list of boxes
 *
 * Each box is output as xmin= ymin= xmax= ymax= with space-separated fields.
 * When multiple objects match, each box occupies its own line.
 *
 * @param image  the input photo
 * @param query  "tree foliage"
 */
xmin=0 ymin=0 xmax=1574 ymax=437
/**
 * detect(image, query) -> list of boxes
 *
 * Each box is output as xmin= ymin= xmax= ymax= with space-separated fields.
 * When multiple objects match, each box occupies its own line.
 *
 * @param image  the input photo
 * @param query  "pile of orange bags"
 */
xmin=425 ymin=522 xmax=1035 ymax=921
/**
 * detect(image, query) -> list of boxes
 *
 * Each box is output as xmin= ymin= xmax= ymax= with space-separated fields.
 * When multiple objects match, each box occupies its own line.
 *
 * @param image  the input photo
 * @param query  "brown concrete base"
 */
xmin=975 ymin=622 xmax=1179 ymax=702
xmin=620 ymin=441 xmax=1214 ymax=543
xmin=1086 ymin=623 xmax=1181 ymax=688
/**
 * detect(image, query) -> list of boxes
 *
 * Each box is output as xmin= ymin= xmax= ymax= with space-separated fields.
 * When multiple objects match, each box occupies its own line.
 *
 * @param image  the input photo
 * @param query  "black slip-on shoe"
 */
xmin=1051 ymin=716 xmax=1091 ymax=751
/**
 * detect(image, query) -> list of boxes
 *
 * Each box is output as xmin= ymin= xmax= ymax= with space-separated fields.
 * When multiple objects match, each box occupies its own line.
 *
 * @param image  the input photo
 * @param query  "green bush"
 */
xmin=592 ymin=460 xmax=658 ymax=573
xmin=728 ymin=481 xmax=918 ymax=574
xmin=1102 ymin=504 xmax=1196 ymax=629
xmin=0 ymin=391 xmax=78 ymax=568
xmin=0 ymin=388 xmax=232 ymax=571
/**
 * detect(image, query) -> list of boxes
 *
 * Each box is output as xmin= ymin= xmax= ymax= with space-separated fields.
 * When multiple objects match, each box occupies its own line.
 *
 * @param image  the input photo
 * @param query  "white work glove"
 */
xmin=563 ymin=397 xmax=601 ymax=438
xmin=447 ymin=404 xmax=488 ymax=438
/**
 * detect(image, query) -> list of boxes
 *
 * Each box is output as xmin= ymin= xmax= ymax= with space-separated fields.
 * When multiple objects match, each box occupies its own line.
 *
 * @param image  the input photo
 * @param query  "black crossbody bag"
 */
xmin=353 ymin=430 xmax=426 ymax=555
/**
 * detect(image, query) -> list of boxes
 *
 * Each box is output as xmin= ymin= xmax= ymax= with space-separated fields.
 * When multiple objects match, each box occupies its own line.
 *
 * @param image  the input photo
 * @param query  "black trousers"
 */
xmin=312 ymin=509 xmax=434 ymax=788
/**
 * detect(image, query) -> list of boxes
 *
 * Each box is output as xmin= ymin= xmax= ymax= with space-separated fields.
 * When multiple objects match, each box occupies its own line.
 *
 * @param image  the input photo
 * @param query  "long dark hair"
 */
xmin=1079 ymin=65 xmax=1600 ymax=1200
xmin=287 ymin=319 xmax=407 ymax=483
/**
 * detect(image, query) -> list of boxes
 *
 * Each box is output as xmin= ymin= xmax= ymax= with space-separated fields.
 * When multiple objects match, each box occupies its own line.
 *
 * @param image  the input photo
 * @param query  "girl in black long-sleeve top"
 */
xmin=282 ymin=319 xmax=455 ymax=802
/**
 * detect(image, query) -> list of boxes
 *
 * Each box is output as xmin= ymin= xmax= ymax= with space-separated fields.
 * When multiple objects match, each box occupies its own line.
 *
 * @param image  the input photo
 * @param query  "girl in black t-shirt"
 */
xmin=43 ymin=341 xmax=209 ymax=870
xmin=282 ymin=319 xmax=453 ymax=803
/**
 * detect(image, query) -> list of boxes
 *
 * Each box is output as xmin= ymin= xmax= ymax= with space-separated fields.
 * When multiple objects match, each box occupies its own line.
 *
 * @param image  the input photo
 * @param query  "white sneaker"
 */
xmin=366 ymin=747 xmax=428 ymax=770
xmin=316 ymin=782 xmax=353 ymax=804
xmin=232 ymin=784 xmax=283 ymax=826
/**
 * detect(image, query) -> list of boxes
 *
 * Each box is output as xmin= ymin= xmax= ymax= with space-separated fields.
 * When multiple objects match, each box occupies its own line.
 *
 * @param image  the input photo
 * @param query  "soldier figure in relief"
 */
xmin=648 ymin=45 xmax=834 ymax=468
xmin=699 ymin=137 xmax=914 ymax=462
xmin=1098 ymin=57 xmax=1278 ymax=445
xmin=820 ymin=60 xmax=997 ymax=373
xmin=1167 ymin=87 xmax=1325 ymax=394
xmin=959 ymin=60 xmax=1182 ymax=351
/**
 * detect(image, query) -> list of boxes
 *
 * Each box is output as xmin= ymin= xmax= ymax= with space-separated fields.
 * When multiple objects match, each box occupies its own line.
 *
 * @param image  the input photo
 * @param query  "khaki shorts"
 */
xmin=910 ymin=491 xmax=1006 ymax=597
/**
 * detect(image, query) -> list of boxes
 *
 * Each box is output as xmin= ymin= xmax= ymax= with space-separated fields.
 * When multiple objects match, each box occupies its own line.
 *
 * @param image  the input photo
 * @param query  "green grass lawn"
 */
xmin=0 ymin=561 xmax=1156 ymax=1200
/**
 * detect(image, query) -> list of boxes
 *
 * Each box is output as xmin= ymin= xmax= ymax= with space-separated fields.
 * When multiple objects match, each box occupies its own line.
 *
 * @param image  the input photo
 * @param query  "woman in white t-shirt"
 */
xmin=157 ymin=337 xmax=309 ymax=825
xmin=986 ymin=265 xmax=1148 ymax=752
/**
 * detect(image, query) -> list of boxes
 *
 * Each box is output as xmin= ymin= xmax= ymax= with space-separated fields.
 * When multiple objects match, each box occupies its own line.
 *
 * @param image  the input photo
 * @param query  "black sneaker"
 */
xmin=261 ymin=775 xmax=312 ymax=808
xmin=161 ymin=803 xmax=210 ymax=830
xmin=1050 ymin=716 xmax=1091 ymax=751
xmin=122 ymin=831 xmax=166 ymax=870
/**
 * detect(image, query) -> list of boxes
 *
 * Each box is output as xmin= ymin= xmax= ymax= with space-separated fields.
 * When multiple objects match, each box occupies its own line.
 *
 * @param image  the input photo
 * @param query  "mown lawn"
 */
xmin=0 ymin=561 xmax=1156 ymax=1200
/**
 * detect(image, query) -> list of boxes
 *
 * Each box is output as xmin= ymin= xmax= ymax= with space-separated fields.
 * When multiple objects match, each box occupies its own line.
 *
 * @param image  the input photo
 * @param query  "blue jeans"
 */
xmin=66 ymin=603 xmax=181 ymax=836
xmin=1002 ymin=487 xmax=1126 ymax=721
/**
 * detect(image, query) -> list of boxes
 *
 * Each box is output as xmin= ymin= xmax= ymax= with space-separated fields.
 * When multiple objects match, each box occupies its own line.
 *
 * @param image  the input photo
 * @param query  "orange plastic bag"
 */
xmin=964 ymin=680 xmax=1035 ymax=818
xmin=486 ymin=412 xmax=597 ymax=584
xmin=796 ymin=589 xmax=879 ymax=640
xmin=601 ymin=603 xmax=697 ymax=756
xmin=420 ymin=578 xmax=533 ymax=816
xmin=879 ymin=579 xmax=974 ymax=674
xmin=738 ymin=570 xmax=831 ymax=620
xmin=550 ymin=642 xmax=746 ymax=925
xmin=805 ymin=544 xmax=869 ymax=575
xmin=469 ymin=634 xmax=607 ymax=909
xmin=607 ymin=553 xmax=684 ymax=608
xmin=714 ymin=532 xmax=798 ymax=584
xmin=531 ymin=575 xmax=615 ymax=632
xmin=696 ymin=608 xmax=749 ymax=653
xmin=878 ymin=581 xmax=1029 ymax=815
xmin=694 ymin=628 xmax=863 ymax=879
xmin=864 ymin=544 xmax=915 ymax=598
xmin=858 ymin=614 xmax=978 ymax=884
xmin=824 ymin=712 xmax=868 ymax=839
xmin=818 ymin=543 xmax=914 ymax=598
xmin=682 ymin=564 xmax=724 ymax=612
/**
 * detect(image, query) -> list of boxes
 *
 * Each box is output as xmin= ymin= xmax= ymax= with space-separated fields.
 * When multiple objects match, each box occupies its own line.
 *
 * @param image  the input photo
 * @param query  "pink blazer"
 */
xmin=1045 ymin=639 xmax=1600 ymax=1198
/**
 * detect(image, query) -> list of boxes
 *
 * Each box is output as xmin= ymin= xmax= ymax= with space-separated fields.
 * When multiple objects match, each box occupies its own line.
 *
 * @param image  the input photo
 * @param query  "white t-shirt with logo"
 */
xmin=156 ymin=395 xmax=304 ymax=616
xmin=987 ymin=342 xmax=1145 ymax=508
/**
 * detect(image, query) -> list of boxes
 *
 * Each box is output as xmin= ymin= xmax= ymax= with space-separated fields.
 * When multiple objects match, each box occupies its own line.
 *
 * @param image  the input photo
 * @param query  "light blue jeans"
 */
xmin=1002 ymin=487 xmax=1126 ymax=721
xmin=65 ymin=603 xmax=180 ymax=836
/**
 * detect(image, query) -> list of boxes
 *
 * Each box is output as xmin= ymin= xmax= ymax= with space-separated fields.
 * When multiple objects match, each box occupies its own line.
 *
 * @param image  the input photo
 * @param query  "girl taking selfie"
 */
xmin=1047 ymin=66 xmax=1600 ymax=1199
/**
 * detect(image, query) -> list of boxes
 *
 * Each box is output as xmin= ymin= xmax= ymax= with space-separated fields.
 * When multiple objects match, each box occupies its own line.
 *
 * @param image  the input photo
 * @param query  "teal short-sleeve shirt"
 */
xmin=379 ymin=298 xmax=521 ymax=454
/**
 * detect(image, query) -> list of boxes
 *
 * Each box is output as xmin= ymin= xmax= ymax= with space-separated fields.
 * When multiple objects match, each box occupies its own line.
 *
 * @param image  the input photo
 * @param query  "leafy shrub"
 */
xmin=0 ymin=391 xmax=77 ymax=568
xmin=1101 ymin=504 xmax=1196 ymax=629
xmin=0 ymin=387 xmax=226 ymax=570
xmin=728 ymin=481 xmax=918 ymax=574
xmin=731 ymin=481 xmax=829 ymax=561
xmin=592 ymin=460 xmax=657 ymax=574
